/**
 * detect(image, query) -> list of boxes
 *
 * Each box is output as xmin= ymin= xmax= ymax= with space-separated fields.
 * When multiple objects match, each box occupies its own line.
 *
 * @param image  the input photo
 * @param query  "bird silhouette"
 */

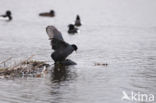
xmin=75 ymin=15 xmax=81 ymax=26
xmin=68 ymin=24 xmax=78 ymax=34
xmin=0 ymin=10 xmax=12 ymax=21
xmin=39 ymin=10 xmax=55 ymax=17
xmin=46 ymin=26 xmax=78 ymax=65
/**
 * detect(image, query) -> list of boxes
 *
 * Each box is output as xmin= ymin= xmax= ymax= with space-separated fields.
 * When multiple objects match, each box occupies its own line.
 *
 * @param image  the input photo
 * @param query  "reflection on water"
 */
xmin=49 ymin=65 xmax=77 ymax=103
xmin=51 ymin=65 xmax=70 ymax=83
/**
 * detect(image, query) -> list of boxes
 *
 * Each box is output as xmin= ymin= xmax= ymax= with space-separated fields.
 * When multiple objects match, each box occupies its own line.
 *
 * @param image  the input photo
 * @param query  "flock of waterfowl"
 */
xmin=0 ymin=10 xmax=82 ymax=65
xmin=0 ymin=9 xmax=83 ymax=78
xmin=0 ymin=10 xmax=81 ymax=34
xmin=0 ymin=9 xmax=108 ymax=78
xmin=0 ymin=9 xmax=109 ymax=66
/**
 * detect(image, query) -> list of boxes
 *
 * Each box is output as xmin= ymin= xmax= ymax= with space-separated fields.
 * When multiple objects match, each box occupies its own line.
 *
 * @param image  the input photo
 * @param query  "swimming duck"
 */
xmin=46 ymin=26 xmax=78 ymax=65
xmin=68 ymin=24 xmax=78 ymax=34
xmin=39 ymin=10 xmax=55 ymax=17
xmin=0 ymin=10 xmax=12 ymax=21
xmin=74 ymin=15 xmax=81 ymax=26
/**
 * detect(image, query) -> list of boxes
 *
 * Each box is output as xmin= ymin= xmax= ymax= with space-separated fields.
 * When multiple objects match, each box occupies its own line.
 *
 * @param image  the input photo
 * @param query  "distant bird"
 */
xmin=74 ymin=15 xmax=81 ymax=26
xmin=0 ymin=10 xmax=12 ymax=21
xmin=46 ymin=26 xmax=78 ymax=65
xmin=68 ymin=24 xmax=78 ymax=34
xmin=39 ymin=10 xmax=55 ymax=17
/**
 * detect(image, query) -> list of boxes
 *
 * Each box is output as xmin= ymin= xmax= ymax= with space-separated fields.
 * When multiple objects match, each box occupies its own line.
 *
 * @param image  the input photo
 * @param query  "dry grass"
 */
xmin=0 ymin=56 xmax=50 ymax=79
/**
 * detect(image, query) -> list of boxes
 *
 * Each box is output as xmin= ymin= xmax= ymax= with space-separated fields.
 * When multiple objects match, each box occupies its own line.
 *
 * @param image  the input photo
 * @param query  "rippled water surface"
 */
xmin=0 ymin=0 xmax=156 ymax=103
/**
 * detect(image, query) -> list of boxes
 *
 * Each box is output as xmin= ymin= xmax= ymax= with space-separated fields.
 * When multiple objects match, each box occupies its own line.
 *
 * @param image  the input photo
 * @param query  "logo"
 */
xmin=121 ymin=91 xmax=154 ymax=102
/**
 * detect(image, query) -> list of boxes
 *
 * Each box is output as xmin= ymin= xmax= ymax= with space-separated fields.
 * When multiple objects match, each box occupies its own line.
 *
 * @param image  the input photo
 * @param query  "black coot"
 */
xmin=46 ymin=26 xmax=78 ymax=65
xmin=68 ymin=24 xmax=78 ymax=34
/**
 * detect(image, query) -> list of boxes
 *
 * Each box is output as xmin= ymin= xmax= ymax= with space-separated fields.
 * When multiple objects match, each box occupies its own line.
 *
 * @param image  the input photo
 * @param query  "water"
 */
xmin=0 ymin=0 xmax=156 ymax=103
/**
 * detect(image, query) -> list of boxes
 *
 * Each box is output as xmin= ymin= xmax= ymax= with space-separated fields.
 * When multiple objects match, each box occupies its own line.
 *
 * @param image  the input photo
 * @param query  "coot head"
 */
xmin=71 ymin=44 xmax=78 ymax=51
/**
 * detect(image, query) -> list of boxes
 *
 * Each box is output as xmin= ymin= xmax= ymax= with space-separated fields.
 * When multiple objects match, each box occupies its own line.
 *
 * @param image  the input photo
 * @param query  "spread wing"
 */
xmin=46 ymin=26 xmax=64 ymax=41
xmin=51 ymin=38 xmax=69 ymax=50
xmin=46 ymin=26 xmax=69 ymax=50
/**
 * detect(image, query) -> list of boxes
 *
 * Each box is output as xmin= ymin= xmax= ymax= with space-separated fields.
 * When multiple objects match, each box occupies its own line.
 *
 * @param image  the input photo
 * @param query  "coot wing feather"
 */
xmin=46 ymin=26 xmax=64 ymax=41
xmin=51 ymin=38 xmax=69 ymax=50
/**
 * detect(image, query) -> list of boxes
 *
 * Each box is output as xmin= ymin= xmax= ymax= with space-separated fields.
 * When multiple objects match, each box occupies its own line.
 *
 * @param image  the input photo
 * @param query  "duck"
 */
xmin=68 ymin=24 xmax=78 ymax=34
xmin=39 ymin=10 xmax=55 ymax=17
xmin=46 ymin=26 xmax=78 ymax=65
xmin=74 ymin=15 xmax=81 ymax=26
xmin=0 ymin=10 xmax=12 ymax=21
